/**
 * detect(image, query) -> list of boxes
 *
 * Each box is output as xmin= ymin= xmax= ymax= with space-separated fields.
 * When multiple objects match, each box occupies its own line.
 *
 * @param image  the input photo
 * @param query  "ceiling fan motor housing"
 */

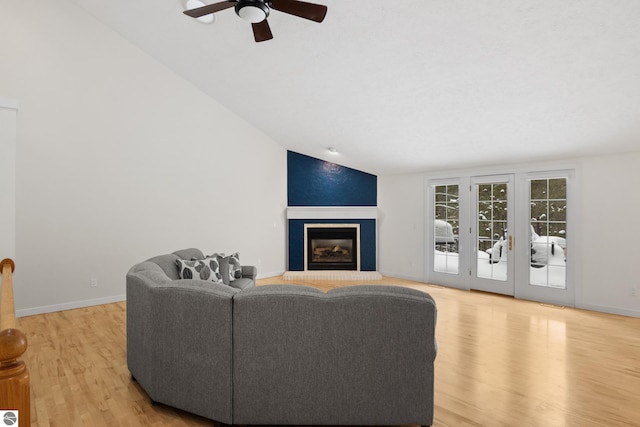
xmin=183 ymin=0 xmax=327 ymax=43
xmin=235 ymin=0 xmax=270 ymax=23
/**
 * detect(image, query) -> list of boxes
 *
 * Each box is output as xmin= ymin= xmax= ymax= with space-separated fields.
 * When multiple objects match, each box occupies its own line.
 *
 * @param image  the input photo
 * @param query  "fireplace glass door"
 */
xmin=306 ymin=226 xmax=358 ymax=271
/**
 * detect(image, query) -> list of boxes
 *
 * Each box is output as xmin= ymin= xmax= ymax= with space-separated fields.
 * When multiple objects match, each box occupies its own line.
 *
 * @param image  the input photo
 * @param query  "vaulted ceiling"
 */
xmin=71 ymin=0 xmax=640 ymax=175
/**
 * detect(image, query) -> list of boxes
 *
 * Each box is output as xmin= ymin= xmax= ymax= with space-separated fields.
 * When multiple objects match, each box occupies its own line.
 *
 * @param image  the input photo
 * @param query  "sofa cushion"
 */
xmin=176 ymin=258 xmax=222 ymax=283
xmin=228 ymin=277 xmax=254 ymax=291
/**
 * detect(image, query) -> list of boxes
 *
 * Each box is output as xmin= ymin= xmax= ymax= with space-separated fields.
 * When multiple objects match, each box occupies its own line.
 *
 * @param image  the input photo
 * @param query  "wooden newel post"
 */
xmin=0 ymin=258 xmax=31 ymax=427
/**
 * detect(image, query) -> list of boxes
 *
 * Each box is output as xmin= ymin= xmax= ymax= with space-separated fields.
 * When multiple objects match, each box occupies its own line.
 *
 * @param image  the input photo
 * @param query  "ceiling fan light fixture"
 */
xmin=235 ymin=0 xmax=270 ymax=23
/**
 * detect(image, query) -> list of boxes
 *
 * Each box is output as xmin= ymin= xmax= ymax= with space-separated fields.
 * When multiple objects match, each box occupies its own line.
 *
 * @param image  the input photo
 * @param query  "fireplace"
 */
xmin=305 ymin=224 xmax=359 ymax=271
xmin=287 ymin=207 xmax=377 ymax=272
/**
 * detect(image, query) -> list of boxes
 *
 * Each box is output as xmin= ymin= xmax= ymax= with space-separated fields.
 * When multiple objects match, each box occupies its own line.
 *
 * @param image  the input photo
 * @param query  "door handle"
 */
xmin=508 ymin=235 xmax=513 ymax=251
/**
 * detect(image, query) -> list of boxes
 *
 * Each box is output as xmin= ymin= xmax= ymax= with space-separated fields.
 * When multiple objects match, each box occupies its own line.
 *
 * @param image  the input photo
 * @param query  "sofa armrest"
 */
xmin=241 ymin=265 xmax=257 ymax=281
xmin=126 ymin=262 xmax=237 ymax=424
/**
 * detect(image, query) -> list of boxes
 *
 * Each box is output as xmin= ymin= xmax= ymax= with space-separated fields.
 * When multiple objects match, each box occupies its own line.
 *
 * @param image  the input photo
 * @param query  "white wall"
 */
xmin=0 ymin=100 xmax=17 ymax=261
xmin=378 ymin=173 xmax=426 ymax=281
xmin=378 ymin=151 xmax=640 ymax=318
xmin=579 ymin=152 xmax=640 ymax=316
xmin=1 ymin=0 xmax=287 ymax=316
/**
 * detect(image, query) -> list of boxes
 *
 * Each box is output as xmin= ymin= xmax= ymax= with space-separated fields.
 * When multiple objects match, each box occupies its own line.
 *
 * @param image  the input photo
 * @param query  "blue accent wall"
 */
xmin=287 ymin=151 xmax=378 ymax=271
xmin=287 ymin=151 xmax=377 ymax=206
xmin=288 ymin=219 xmax=377 ymax=271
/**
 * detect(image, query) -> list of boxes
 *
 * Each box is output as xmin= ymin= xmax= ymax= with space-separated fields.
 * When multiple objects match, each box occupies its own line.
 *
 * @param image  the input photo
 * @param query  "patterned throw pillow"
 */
xmin=176 ymin=258 xmax=222 ymax=283
xmin=209 ymin=252 xmax=242 ymax=283
xmin=227 ymin=252 xmax=242 ymax=282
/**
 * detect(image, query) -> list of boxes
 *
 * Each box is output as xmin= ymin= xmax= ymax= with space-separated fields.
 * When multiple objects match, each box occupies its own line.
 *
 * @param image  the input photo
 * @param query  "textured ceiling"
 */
xmin=71 ymin=0 xmax=640 ymax=175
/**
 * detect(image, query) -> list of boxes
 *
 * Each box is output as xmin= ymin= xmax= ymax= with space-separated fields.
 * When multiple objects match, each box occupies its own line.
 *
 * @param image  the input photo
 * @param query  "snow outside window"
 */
xmin=434 ymin=184 xmax=459 ymax=274
xmin=529 ymin=178 xmax=567 ymax=289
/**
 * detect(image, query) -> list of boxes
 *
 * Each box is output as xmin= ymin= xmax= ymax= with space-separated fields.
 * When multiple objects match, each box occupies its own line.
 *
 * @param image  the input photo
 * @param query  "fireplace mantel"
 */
xmin=287 ymin=206 xmax=378 ymax=220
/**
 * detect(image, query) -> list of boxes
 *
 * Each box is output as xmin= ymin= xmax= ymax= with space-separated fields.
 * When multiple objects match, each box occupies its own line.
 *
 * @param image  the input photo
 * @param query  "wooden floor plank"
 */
xmin=15 ymin=276 xmax=640 ymax=426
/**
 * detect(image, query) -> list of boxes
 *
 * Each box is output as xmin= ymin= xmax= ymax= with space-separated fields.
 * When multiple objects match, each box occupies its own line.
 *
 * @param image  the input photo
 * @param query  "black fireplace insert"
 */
xmin=306 ymin=226 xmax=358 ymax=271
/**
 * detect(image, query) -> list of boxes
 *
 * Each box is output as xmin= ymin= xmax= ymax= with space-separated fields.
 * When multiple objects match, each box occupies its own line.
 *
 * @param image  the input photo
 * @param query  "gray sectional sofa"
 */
xmin=126 ymin=248 xmax=438 ymax=427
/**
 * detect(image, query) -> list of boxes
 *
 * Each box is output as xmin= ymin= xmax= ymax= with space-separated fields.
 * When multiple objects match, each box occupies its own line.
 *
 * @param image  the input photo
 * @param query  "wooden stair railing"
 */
xmin=0 ymin=258 xmax=30 ymax=426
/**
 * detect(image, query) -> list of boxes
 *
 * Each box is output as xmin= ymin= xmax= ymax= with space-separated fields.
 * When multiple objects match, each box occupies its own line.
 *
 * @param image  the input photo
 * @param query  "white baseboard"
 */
xmin=16 ymin=294 xmax=126 ymax=318
xmin=577 ymin=303 xmax=640 ymax=318
xmin=14 ymin=272 xmax=284 ymax=317
xmin=15 ymin=288 xmax=638 ymax=320
xmin=257 ymin=270 xmax=286 ymax=279
xmin=379 ymin=271 xmax=426 ymax=283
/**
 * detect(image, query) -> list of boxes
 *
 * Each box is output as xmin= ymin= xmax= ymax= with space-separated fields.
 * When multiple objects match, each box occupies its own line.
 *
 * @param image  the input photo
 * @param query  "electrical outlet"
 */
xmin=90 ymin=278 xmax=98 ymax=288
xmin=631 ymin=287 xmax=637 ymax=297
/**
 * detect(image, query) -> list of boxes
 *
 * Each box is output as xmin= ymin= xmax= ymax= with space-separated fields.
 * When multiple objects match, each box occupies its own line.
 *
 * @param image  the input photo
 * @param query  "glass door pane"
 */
xmin=529 ymin=178 xmax=567 ymax=289
xmin=477 ymin=183 xmax=508 ymax=281
xmin=471 ymin=175 xmax=515 ymax=296
xmin=434 ymin=184 xmax=459 ymax=274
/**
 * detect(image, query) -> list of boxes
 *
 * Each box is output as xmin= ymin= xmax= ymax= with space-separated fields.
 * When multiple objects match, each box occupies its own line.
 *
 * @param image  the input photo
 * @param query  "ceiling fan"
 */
xmin=183 ymin=0 xmax=328 ymax=43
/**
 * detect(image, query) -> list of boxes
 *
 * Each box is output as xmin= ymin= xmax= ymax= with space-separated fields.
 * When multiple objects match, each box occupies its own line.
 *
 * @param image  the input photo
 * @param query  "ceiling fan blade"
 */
xmin=183 ymin=1 xmax=235 ymax=18
xmin=252 ymin=20 xmax=274 ymax=42
xmin=270 ymin=0 xmax=327 ymax=23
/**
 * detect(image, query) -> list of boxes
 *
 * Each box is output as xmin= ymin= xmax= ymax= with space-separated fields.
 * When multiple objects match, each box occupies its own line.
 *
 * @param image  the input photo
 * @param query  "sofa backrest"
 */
xmin=145 ymin=254 xmax=181 ymax=279
xmin=231 ymin=284 xmax=437 ymax=426
xmin=143 ymin=248 xmax=205 ymax=280
xmin=172 ymin=248 xmax=205 ymax=261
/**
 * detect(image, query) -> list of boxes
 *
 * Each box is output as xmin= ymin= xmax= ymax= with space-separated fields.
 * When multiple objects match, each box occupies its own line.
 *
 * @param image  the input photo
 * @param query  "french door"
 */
xmin=515 ymin=171 xmax=574 ymax=306
xmin=428 ymin=170 xmax=574 ymax=306
xmin=470 ymin=175 xmax=515 ymax=295
xmin=429 ymin=179 xmax=468 ymax=290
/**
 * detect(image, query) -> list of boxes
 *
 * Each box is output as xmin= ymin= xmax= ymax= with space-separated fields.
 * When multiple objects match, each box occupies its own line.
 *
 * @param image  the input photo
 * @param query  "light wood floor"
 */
xmin=15 ymin=276 xmax=640 ymax=427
